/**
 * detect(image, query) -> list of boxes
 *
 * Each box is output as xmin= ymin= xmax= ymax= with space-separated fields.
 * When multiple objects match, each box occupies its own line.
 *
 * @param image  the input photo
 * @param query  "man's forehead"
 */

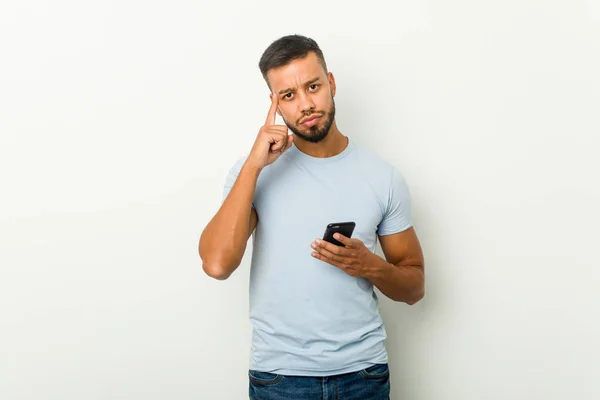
xmin=267 ymin=53 xmax=325 ymax=91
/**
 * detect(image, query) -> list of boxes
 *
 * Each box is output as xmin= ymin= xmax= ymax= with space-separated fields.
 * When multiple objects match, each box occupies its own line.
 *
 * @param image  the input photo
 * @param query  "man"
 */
xmin=199 ymin=34 xmax=424 ymax=400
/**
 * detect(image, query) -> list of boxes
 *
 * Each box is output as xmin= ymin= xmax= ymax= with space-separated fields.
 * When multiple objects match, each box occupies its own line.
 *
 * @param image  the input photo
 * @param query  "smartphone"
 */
xmin=322 ymin=222 xmax=356 ymax=246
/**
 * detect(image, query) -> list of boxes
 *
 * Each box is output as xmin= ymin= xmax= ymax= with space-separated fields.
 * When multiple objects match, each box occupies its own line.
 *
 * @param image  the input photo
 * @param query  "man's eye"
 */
xmin=283 ymin=93 xmax=293 ymax=99
xmin=309 ymin=84 xmax=319 ymax=90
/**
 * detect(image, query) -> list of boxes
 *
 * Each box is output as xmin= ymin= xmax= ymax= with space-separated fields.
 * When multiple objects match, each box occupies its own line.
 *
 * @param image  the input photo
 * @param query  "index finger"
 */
xmin=265 ymin=93 xmax=279 ymax=126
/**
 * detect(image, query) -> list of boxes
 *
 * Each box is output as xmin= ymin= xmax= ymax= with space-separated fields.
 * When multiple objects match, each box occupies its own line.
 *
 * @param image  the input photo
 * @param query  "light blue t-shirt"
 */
xmin=222 ymin=137 xmax=412 ymax=376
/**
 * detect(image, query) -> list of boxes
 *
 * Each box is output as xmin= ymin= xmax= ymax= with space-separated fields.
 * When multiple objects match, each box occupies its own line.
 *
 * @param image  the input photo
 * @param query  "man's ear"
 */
xmin=328 ymin=72 xmax=337 ymax=97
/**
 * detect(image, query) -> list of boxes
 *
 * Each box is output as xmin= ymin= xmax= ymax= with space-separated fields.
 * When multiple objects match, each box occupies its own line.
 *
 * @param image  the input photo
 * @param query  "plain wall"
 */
xmin=1 ymin=1 xmax=599 ymax=399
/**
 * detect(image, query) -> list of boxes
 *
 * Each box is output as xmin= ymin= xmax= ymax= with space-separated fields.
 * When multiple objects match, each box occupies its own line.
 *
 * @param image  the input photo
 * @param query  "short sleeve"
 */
xmin=376 ymin=168 xmax=412 ymax=235
xmin=222 ymin=156 xmax=255 ymax=208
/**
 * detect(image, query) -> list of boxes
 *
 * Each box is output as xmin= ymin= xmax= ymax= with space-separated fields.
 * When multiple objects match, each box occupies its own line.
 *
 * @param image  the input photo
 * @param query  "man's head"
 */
xmin=258 ymin=35 xmax=336 ymax=143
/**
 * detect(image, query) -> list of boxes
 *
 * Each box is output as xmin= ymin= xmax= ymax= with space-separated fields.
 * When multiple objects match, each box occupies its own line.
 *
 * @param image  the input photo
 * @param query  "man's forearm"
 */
xmin=199 ymin=162 xmax=260 ymax=279
xmin=368 ymin=255 xmax=424 ymax=304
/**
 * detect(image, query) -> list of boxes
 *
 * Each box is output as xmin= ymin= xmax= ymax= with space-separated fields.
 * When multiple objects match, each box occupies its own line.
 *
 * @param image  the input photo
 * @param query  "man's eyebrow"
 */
xmin=278 ymin=77 xmax=321 ymax=95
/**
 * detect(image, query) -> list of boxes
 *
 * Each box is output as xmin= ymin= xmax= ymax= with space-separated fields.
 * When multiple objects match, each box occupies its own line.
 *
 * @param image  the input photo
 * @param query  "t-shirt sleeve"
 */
xmin=376 ymin=168 xmax=413 ymax=235
xmin=222 ymin=156 xmax=255 ymax=208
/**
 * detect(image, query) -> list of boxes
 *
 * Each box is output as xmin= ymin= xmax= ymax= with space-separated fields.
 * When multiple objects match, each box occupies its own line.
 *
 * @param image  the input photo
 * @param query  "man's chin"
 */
xmin=294 ymin=130 xmax=328 ymax=143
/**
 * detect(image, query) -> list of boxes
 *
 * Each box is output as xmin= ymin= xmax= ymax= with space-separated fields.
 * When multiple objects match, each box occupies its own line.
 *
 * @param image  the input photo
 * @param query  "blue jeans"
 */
xmin=248 ymin=363 xmax=390 ymax=400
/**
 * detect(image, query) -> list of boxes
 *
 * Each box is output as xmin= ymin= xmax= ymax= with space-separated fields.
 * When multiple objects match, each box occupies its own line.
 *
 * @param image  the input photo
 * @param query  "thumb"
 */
xmin=281 ymin=134 xmax=294 ymax=153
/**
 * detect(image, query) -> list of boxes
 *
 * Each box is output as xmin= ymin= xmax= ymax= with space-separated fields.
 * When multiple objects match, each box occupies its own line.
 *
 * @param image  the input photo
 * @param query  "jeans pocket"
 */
xmin=248 ymin=370 xmax=284 ymax=386
xmin=359 ymin=363 xmax=390 ymax=380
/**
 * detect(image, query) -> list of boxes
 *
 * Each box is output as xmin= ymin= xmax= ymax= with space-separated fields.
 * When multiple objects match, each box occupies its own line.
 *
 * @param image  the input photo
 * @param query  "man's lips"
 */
xmin=300 ymin=115 xmax=322 ymax=127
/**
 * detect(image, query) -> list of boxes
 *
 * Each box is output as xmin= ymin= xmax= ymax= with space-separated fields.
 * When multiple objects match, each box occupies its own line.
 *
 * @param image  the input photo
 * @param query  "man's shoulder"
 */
xmin=350 ymin=139 xmax=396 ymax=176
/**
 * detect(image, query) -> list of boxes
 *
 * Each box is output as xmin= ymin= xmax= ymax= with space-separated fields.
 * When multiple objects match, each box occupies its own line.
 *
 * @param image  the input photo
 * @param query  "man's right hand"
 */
xmin=246 ymin=93 xmax=294 ymax=172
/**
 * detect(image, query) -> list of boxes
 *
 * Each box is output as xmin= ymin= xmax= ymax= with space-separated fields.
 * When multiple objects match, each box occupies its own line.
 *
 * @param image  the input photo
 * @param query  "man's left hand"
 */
xmin=311 ymin=234 xmax=387 ymax=279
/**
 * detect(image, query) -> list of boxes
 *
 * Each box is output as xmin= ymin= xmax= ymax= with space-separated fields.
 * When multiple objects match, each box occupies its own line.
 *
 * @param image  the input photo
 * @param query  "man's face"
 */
xmin=266 ymin=52 xmax=336 ymax=143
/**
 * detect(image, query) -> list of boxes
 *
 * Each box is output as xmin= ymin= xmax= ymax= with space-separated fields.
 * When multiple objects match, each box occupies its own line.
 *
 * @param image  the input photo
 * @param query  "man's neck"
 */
xmin=293 ymin=124 xmax=348 ymax=158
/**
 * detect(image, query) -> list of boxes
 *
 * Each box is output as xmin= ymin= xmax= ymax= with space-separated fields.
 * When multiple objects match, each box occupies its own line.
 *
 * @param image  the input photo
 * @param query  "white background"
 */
xmin=1 ymin=1 xmax=599 ymax=399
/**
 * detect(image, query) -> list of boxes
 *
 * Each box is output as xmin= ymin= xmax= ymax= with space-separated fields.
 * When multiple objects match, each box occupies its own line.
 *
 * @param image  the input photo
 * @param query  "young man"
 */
xmin=199 ymin=35 xmax=424 ymax=399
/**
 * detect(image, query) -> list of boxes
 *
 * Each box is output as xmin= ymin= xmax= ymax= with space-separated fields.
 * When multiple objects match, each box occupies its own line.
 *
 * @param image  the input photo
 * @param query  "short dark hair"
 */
xmin=258 ymin=34 xmax=328 ymax=86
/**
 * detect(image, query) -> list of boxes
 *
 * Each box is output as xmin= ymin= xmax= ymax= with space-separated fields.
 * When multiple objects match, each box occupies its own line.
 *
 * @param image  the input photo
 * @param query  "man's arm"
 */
xmin=198 ymin=93 xmax=292 ymax=280
xmin=310 ymin=227 xmax=425 ymax=304
xmin=372 ymin=227 xmax=425 ymax=304
xmin=199 ymin=165 xmax=260 ymax=280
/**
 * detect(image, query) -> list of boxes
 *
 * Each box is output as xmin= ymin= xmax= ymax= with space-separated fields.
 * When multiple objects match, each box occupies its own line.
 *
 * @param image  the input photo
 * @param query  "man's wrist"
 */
xmin=241 ymin=161 xmax=262 ymax=177
xmin=365 ymin=253 xmax=394 ymax=281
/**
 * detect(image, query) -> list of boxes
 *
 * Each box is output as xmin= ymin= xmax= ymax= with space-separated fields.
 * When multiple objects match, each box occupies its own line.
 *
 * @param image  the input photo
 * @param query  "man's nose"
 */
xmin=299 ymin=93 xmax=316 ymax=114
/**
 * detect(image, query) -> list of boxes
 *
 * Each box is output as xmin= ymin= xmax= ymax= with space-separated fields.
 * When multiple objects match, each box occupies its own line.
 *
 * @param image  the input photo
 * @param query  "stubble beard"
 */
xmin=284 ymin=100 xmax=336 ymax=144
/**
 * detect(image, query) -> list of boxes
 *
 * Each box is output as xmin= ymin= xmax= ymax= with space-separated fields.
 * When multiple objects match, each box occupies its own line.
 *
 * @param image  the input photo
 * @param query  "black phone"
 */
xmin=322 ymin=222 xmax=356 ymax=246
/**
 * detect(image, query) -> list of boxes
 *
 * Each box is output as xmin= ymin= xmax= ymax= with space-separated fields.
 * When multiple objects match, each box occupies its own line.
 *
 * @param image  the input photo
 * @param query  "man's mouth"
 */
xmin=300 ymin=115 xmax=322 ymax=127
